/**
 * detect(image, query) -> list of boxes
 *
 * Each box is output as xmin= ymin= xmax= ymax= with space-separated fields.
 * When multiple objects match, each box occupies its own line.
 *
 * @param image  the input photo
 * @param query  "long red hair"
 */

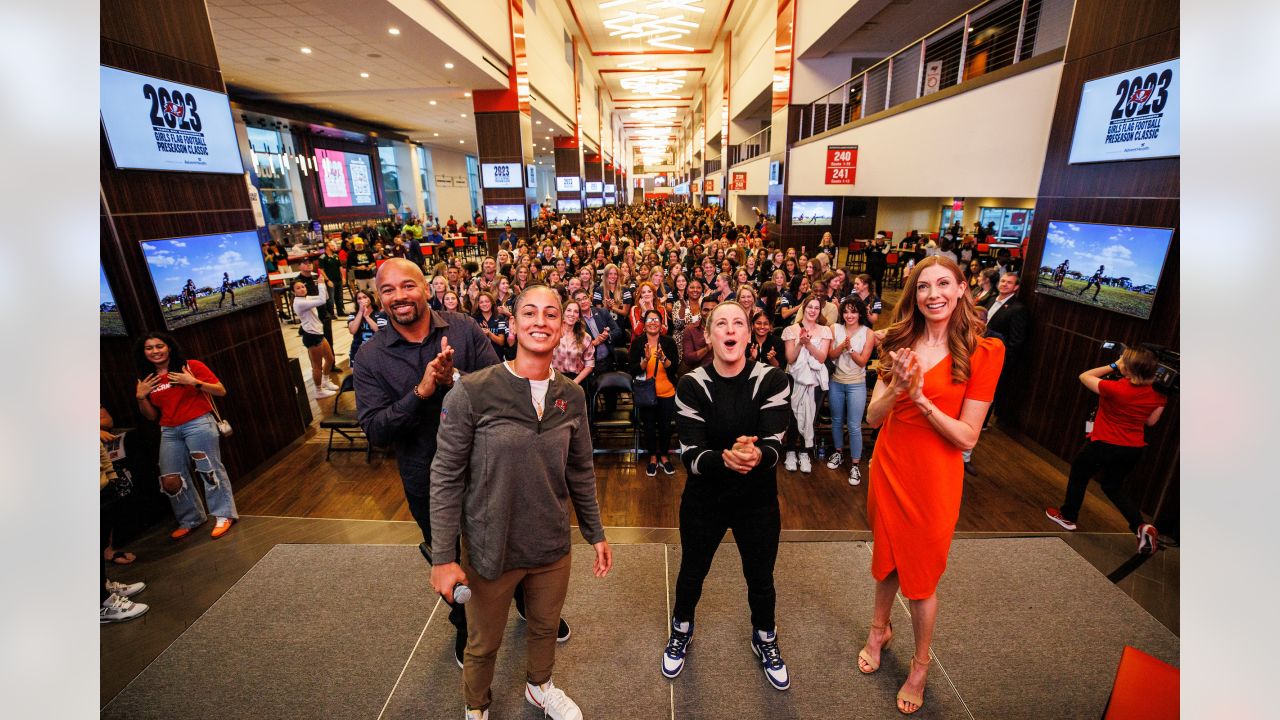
xmin=878 ymin=256 xmax=987 ymax=384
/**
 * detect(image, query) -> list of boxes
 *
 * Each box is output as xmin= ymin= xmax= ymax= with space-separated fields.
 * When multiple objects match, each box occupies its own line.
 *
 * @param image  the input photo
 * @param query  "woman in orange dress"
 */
xmin=857 ymin=256 xmax=1005 ymax=714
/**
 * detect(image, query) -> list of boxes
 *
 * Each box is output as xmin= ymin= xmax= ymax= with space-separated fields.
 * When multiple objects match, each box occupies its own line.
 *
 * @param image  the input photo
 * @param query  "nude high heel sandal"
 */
xmin=857 ymin=620 xmax=893 ymax=674
xmin=896 ymin=654 xmax=931 ymax=715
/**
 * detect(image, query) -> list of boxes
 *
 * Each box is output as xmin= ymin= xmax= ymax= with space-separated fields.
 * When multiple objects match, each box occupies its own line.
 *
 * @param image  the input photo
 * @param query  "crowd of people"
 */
xmin=103 ymin=200 xmax=1168 ymax=719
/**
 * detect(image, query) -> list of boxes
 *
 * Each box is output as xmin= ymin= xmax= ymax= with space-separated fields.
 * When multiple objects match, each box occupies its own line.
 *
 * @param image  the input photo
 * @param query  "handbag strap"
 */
xmin=207 ymin=393 xmax=224 ymax=423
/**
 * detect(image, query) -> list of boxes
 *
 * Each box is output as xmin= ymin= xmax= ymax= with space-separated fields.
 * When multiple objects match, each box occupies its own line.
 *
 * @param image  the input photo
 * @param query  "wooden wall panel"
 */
xmin=1015 ymin=0 xmax=1180 ymax=533
xmin=101 ymin=0 xmax=306 ymax=489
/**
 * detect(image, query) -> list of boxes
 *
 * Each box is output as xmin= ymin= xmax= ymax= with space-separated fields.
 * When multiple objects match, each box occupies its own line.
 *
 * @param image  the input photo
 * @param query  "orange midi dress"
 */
xmin=867 ymin=337 xmax=1005 ymax=599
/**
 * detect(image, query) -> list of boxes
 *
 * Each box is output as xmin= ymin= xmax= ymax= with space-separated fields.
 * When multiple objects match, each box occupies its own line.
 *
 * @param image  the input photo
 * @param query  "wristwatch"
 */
xmin=1108 ymin=362 xmax=1118 ymax=371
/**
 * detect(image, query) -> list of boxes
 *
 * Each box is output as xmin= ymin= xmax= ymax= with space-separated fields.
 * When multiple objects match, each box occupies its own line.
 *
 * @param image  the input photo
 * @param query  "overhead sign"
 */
xmin=526 ymin=164 xmax=537 ymax=188
xmin=481 ymin=162 xmax=523 ymax=189
xmin=1069 ymin=58 xmax=1179 ymax=164
xmin=556 ymin=176 xmax=581 ymax=192
xmin=100 ymin=65 xmax=242 ymax=174
xmin=825 ymin=145 xmax=858 ymax=185
xmin=769 ymin=161 xmax=781 ymax=185
xmin=730 ymin=172 xmax=747 ymax=191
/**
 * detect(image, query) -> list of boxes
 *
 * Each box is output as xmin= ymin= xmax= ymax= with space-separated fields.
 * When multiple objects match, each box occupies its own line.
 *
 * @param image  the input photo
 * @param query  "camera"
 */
xmin=1099 ymin=340 xmax=1179 ymax=394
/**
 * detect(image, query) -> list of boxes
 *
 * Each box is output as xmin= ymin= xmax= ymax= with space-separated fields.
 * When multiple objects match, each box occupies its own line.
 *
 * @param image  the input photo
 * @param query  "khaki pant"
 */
xmin=461 ymin=546 xmax=572 ymax=710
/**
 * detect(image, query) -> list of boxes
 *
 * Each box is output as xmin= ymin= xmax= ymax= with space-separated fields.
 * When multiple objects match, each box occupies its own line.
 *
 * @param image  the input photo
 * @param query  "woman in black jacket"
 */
xmin=629 ymin=309 xmax=680 ymax=476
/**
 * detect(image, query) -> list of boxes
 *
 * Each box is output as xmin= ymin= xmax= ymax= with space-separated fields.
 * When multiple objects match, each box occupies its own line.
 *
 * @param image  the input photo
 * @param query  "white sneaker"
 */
xmin=784 ymin=451 xmax=798 ymax=472
xmin=825 ymin=450 xmax=843 ymax=469
xmin=798 ymin=453 xmax=812 ymax=474
xmin=104 ymin=579 xmax=146 ymax=598
xmin=848 ymin=465 xmax=862 ymax=486
xmin=101 ymin=593 xmax=149 ymax=624
xmin=525 ymin=678 xmax=583 ymax=720
xmin=315 ymin=387 xmax=336 ymax=399
xmin=463 ymin=707 xmax=489 ymax=720
xmin=323 ymin=378 xmax=340 ymax=391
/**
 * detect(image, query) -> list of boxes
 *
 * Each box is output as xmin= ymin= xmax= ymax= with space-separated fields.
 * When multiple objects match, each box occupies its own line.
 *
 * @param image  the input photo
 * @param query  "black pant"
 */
xmin=327 ymin=280 xmax=346 ymax=316
xmin=638 ymin=395 xmax=675 ymax=457
xmin=673 ymin=492 xmax=781 ymax=631
xmin=1061 ymin=441 xmax=1145 ymax=532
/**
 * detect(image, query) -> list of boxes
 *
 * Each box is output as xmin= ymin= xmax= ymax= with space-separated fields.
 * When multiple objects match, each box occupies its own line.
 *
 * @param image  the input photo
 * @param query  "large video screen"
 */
xmin=557 ymin=199 xmax=582 ymax=214
xmin=100 ymin=65 xmax=242 ymax=174
xmin=481 ymin=162 xmax=523 ymax=189
xmin=315 ymin=148 xmax=378 ymax=207
xmin=791 ymin=200 xmax=834 ymax=226
xmin=556 ymin=176 xmax=581 ymax=192
xmin=585 ymin=181 xmax=603 ymax=193
xmin=141 ymin=230 xmax=272 ymax=330
xmin=485 ymin=204 xmax=526 ymax=229
xmin=1036 ymin=221 xmax=1174 ymax=320
xmin=1068 ymin=58 xmax=1179 ymax=165
xmin=586 ymin=197 xmax=604 ymax=208
xmin=100 ymin=265 xmax=127 ymax=337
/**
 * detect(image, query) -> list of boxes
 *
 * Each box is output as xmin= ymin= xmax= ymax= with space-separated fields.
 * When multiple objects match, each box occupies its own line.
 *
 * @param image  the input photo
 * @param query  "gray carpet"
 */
xmin=103 ymin=538 xmax=1178 ymax=719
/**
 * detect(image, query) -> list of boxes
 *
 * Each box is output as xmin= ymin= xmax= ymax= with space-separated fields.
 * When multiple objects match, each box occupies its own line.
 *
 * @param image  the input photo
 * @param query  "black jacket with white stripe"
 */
xmin=675 ymin=361 xmax=791 ymax=503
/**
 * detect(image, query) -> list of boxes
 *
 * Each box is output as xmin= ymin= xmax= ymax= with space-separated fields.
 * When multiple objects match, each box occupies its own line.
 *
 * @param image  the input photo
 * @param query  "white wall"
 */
xmin=792 ymin=52 xmax=855 ymax=104
xmin=435 ymin=0 xmax=511 ymax=64
xmin=787 ymin=62 xmax=1063 ymax=197
xmin=794 ymin=0 xmax=861 ymax=57
xmin=429 ymin=147 xmax=475 ymax=223
xmin=527 ymin=0 xmax=577 ymax=130
xmin=730 ymin=0 xmax=776 ymax=121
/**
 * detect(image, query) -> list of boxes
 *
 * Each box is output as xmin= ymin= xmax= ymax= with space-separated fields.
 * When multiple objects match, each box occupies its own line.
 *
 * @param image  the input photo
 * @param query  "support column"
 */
xmin=471 ymin=0 xmax=534 ymax=248
xmin=553 ymin=135 xmax=583 ymax=217
xmin=584 ymin=151 xmax=604 ymax=212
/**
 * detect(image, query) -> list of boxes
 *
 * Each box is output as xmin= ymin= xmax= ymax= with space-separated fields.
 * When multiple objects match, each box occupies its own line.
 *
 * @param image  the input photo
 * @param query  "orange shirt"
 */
xmin=646 ymin=345 xmax=676 ymax=398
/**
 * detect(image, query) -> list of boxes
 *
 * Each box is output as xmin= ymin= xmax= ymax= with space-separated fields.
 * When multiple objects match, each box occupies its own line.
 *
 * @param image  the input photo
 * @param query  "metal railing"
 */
xmin=795 ymin=0 xmax=1071 ymax=141
xmin=727 ymin=125 xmax=771 ymax=168
xmin=705 ymin=155 xmax=722 ymax=174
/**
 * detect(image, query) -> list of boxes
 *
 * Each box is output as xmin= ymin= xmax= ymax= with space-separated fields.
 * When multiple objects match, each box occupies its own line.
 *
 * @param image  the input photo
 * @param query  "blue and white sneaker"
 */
xmin=750 ymin=627 xmax=790 ymax=691
xmin=661 ymin=618 xmax=694 ymax=678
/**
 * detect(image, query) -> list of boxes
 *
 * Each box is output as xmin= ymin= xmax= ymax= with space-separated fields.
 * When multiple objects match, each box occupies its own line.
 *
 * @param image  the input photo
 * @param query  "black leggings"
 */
xmin=1060 ymin=441 xmax=1145 ymax=532
xmin=673 ymin=491 xmax=781 ymax=631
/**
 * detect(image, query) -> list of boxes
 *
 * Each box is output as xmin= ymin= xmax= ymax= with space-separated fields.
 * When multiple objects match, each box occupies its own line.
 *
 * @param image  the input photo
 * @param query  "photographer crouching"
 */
xmin=1045 ymin=346 xmax=1168 ymax=554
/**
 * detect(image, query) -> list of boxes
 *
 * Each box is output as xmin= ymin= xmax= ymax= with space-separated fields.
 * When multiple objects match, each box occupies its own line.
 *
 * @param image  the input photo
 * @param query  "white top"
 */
xmin=781 ymin=323 xmax=833 ymax=371
xmin=830 ymin=324 xmax=869 ymax=383
xmin=292 ymin=280 xmax=328 ymax=336
xmin=503 ymin=361 xmax=553 ymax=419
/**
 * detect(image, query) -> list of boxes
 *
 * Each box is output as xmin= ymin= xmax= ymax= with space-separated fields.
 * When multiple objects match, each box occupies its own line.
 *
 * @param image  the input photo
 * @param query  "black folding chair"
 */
xmin=320 ymin=375 xmax=373 ymax=461
xmin=590 ymin=371 xmax=639 ymax=457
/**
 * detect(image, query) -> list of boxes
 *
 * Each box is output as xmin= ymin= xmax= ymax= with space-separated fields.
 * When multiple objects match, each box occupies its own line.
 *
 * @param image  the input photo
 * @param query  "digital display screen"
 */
xmin=586 ymin=197 xmax=604 ymax=208
xmin=791 ymin=200 xmax=834 ymax=226
xmin=484 ymin=204 xmax=526 ymax=228
xmin=604 ymin=183 xmax=616 ymax=193
xmin=1036 ymin=220 xmax=1174 ymax=320
xmin=557 ymin=199 xmax=582 ymax=213
xmin=1069 ymin=59 xmax=1179 ymax=164
xmin=315 ymin=148 xmax=377 ymax=207
xmin=100 ymin=265 xmax=127 ymax=336
xmin=100 ymin=65 xmax=242 ymax=174
xmin=556 ymin=176 xmax=581 ymax=192
xmin=140 ymin=230 xmax=272 ymax=330
xmin=481 ymin=162 xmax=524 ymax=189
xmin=585 ymin=181 xmax=603 ymax=193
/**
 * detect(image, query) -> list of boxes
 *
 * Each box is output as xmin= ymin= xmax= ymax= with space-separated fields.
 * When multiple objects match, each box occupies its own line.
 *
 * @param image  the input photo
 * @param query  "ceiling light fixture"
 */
xmin=463 ymin=91 xmax=471 ymax=97
xmin=429 ymin=100 xmax=437 ymax=105
xmin=433 ymin=132 xmax=439 ymax=136
xmin=460 ymin=113 xmax=467 ymax=118
xmin=459 ymin=139 xmax=465 ymax=144
xmin=388 ymin=27 xmax=401 ymax=35
xmin=444 ymin=62 xmax=455 ymax=69
xmin=360 ymin=72 xmax=369 ymax=78
xmin=300 ymin=47 xmax=312 ymax=54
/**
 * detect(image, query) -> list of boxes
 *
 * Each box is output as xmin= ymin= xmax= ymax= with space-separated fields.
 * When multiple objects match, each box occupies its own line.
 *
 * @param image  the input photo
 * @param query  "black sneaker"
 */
xmin=750 ymin=628 xmax=790 ymax=691
xmin=661 ymin=618 xmax=694 ymax=678
xmin=454 ymin=627 xmax=466 ymax=669
xmin=646 ymin=459 xmax=658 ymax=476
xmin=660 ymin=458 xmax=675 ymax=475
xmin=557 ymin=618 xmax=572 ymax=643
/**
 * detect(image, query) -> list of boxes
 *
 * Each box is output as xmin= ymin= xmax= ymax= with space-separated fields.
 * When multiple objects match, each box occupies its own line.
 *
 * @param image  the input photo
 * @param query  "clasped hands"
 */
xmin=886 ymin=348 xmax=926 ymax=402
xmin=723 ymin=435 xmax=762 ymax=474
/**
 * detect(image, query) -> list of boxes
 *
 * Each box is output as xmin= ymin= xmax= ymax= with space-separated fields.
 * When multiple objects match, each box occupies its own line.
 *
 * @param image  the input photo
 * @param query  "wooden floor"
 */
xmin=101 ymin=311 xmax=1178 ymax=707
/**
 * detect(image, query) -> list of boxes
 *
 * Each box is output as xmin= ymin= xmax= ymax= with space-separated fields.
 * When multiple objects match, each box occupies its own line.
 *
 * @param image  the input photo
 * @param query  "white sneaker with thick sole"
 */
xmin=798 ymin=453 xmax=812 ymax=474
xmin=315 ymin=387 xmax=336 ymax=399
xmin=848 ymin=465 xmax=862 ymax=486
xmin=784 ymin=451 xmax=798 ymax=472
xmin=104 ymin=579 xmax=146 ymax=598
xmin=825 ymin=451 xmax=843 ymax=469
xmin=101 ymin=593 xmax=149 ymax=624
xmin=323 ymin=379 xmax=340 ymax=391
xmin=525 ymin=679 xmax=583 ymax=720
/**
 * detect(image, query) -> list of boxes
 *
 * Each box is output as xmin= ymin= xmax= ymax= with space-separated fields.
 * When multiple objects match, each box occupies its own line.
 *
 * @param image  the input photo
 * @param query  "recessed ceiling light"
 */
xmin=360 ymin=72 xmax=369 ymax=78
xmin=444 ymin=62 xmax=455 ymax=69
xmin=460 ymin=113 xmax=467 ymax=118
xmin=535 ymin=120 xmax=541 ymax=125
xmin=459 ymin=139 xmax=465 ymax=144
xmin=433 ymin=132 xmax=439 ymax=136
xmin=388 ymin=27 xmax=401 ymax=35
xmin=429 ymin=100 xmax=437 ymax=105
xmin=300 ymin=47 xmax=312 ymax=54
xmin=463 ymin=92 xmax=471 ymax=97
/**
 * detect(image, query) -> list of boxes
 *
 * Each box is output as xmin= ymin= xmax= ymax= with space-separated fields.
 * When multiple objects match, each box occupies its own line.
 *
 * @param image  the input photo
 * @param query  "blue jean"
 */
xmin=159 ymin=413 xmax=238 ymax=528
xmin=828 ymin=379 xmax=867 ymax=460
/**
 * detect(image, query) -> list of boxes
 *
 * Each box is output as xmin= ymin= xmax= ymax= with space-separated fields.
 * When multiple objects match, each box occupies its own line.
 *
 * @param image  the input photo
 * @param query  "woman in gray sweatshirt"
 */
xmin=430 ymin=284 xmax=613 ymax=720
